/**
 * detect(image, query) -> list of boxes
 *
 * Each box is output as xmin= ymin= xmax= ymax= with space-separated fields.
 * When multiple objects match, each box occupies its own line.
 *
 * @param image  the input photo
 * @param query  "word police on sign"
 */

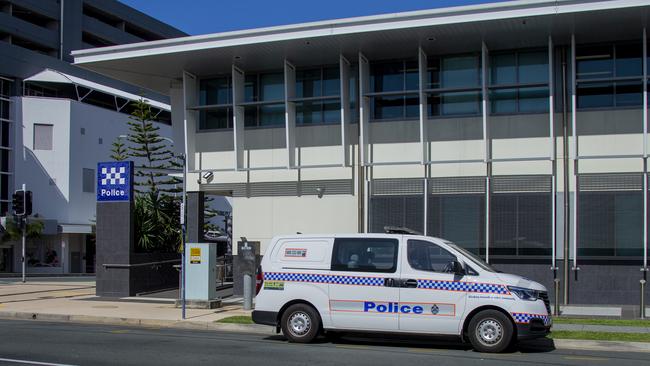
xmin=97 ymin=161 xmax=133 ymax=202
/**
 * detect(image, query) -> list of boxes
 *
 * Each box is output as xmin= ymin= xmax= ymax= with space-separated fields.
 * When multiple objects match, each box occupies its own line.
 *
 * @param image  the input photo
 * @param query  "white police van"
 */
xmin=252 ymin=230 xmax=551 ymax=353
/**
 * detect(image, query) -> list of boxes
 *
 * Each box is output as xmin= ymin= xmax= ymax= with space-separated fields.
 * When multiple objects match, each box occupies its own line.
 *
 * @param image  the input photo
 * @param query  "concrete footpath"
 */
xmin=1 ymin=277 xmax=650 ymax=354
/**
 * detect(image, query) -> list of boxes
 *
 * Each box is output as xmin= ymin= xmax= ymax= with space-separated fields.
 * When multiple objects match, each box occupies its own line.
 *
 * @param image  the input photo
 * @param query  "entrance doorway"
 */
xmin=85 ymin=234 xmax=96 ymax=273
xmin=0 ymin=246 xmax=12 ymax=272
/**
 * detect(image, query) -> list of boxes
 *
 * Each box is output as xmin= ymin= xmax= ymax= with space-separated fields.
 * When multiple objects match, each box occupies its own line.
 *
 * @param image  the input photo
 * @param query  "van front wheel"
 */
xmin=281 ymin=304 xmax=320 ymax=343
xmin=467 ymin=310 xmax=514 ymax=353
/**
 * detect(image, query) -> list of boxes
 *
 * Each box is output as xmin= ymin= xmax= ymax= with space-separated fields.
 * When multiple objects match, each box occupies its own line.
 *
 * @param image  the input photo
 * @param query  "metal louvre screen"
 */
xmin=428 ymin=176 xmax=485 ymax=195
xmin=577 ymin=173 xmax=643 ymax=257
xmin=372 ymin=178 xmax=424 ymax=196
xmin=370 ymin=178 xmax=424 ymax=234
xmin=492 ymin=175 xmax=552 ymax=193
xmin=578 ymin=173 xmax=643 ymax=192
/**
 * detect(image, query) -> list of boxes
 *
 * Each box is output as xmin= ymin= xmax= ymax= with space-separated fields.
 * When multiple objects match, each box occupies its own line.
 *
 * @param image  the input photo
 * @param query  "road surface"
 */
xmin=0 ymin=319 xmax=645 ymax=366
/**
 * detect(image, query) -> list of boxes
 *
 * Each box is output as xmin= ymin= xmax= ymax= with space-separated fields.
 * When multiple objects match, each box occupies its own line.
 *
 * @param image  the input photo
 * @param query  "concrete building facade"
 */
xmin=73 ymin=0 xmax=650 ymax=305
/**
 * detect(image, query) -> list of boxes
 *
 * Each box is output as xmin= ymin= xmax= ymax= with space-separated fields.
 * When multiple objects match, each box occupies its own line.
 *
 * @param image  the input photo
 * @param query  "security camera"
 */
xmin=200 ymin=171 xmax=214 ymax=184
xmin=316 ymin=187 xmax=325 ymax=198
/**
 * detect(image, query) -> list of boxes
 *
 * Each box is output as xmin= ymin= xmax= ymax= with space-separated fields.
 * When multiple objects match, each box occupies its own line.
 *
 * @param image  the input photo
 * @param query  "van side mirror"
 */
xmin=450 ymin=260 xmax=465 ymax=275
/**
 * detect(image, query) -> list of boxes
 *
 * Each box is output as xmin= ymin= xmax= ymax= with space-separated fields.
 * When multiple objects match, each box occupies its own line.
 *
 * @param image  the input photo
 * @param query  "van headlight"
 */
xmin=507 ymin=286 xmax=539 ymax=301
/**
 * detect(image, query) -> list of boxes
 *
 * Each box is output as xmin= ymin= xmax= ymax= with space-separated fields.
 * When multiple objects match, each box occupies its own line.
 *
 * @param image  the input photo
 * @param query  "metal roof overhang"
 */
xmin=24 ymin=69 xmax=171 ymax=111
xmin=72 ymin=0 xmax=650 ymax=94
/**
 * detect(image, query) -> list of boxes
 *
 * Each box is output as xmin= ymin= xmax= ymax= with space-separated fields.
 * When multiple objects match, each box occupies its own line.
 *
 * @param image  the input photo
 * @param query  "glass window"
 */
xmin=577 ymin=45 xmax=614 ymax=80
xmin=371 ymin=61 xmax=405 ymax=93
xmin=518 ymin=51 xmax=549 ymax=84
xmin=82 ymin=168 xmax=95 ymax=193
xmin=244 ymin=75 xmax=257 ymax=102
xmin=296 ymin=100 xmax=340 ymax=125
xmin=578 ymin=191 xmax=642 ymax=257
xmin=441 ymin=55 xmax=479 ymax=88
xmin=576 ymin=42 xmax=643 ymax=109
xmin=322 ymin=67 xmax=340 ymax=96
xmin=259 ymin=72 xmax=284 ymax=101
xmin=440 ymin=91 xmax=481 ymax=115
xmin=259 ymin=104 xmax=285 ymax=126
xmin=33 ymin=124 xmax=53 ymax=150
xmin=296 ymin=69 xmax=321 ymax=98
xmin=199 ymin=109 xmax=232 ymax=130
xmin=199 ymin=77 xmax=231 ymax=105
xmin=407 ymin=239 xmax=457 ymax=273
xmin=331 ymin=238 xmax=398 ymax=273
xmin=491 ymin=53 xmax=516 ymax=85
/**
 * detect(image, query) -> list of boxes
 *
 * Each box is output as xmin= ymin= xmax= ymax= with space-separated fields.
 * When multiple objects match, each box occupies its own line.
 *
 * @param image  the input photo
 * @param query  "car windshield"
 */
xmin=443 ymin=241 xmax=496 ymax=273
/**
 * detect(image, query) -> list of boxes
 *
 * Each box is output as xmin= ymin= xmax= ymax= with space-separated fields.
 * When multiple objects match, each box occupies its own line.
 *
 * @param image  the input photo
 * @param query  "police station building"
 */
xmin=74 ymin=0 xmax=650 ymax=306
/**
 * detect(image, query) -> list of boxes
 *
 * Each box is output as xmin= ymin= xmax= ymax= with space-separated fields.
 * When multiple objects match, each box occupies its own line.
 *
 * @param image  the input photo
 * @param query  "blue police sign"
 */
xmin=97 ymin=161 xmax=133 ymax=202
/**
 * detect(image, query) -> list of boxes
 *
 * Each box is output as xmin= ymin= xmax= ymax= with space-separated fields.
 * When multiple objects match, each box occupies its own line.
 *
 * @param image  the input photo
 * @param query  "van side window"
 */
xmin=407 ymin=240 xmax=457 ymax=273
xmin=331 ymin=238 xmax=398 ymax=273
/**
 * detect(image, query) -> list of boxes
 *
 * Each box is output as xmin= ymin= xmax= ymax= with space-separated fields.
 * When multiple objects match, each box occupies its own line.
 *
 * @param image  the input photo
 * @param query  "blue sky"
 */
xmin=119 ymin=0 xmax=508 ymax=35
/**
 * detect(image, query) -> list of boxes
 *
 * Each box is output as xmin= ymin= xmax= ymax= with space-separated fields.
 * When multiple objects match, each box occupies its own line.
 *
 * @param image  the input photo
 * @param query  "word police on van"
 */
xmin=252 ymin=231 xmax=551 ymax=353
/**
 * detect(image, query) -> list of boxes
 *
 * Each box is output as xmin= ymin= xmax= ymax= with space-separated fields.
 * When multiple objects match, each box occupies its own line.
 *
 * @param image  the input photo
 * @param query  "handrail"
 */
xmin=103 ymin=259 xmax=181 ymax=268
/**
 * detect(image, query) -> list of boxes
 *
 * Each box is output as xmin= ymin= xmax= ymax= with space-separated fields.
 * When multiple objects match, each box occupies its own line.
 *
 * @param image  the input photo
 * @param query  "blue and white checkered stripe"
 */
xmin=417 ymin=279 xmax=509 ymax=294
xmin=512 ymin=312 xmax=552 ymax=326
xmin=264 ymin=272 xmax=384 ymax=287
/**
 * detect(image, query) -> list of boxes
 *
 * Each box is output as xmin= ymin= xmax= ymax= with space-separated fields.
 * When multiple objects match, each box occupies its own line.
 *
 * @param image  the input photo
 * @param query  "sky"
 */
xmin=119 ymin=0 xmax=509 ymax=36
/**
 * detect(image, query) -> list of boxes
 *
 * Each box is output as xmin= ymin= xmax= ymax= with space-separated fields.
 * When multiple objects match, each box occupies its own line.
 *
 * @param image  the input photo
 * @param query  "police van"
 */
xmin=252 ymin=230 xmax=551 ymax=353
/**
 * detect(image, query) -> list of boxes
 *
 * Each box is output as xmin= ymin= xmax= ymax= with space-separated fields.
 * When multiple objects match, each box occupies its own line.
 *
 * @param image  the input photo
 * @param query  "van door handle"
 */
xmin=403 ymin=279 xmax=418 ymax=288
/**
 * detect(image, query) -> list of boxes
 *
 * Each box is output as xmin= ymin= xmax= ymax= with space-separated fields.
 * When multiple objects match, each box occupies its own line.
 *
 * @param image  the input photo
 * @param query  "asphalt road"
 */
xmin=0 ymin=319 xmax=646 ymax=366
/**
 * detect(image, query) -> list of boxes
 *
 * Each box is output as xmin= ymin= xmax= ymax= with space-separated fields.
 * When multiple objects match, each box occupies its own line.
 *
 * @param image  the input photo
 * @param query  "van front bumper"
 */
xmin=517 ymin=319 xmax=551 ymax=340
xmin=252 ymin=310 xmax=278 ymax=326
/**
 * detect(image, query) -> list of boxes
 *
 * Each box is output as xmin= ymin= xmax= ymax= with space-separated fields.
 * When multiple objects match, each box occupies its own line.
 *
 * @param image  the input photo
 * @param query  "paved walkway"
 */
xmin=0 ymin=277 xmax=254 ymax=329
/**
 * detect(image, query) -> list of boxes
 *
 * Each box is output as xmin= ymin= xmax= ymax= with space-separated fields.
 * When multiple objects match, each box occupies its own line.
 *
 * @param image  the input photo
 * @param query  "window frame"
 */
xmin=82 ymin=168 xmax=95 ymax=193
xmin=488 ymin=48 xmax=550 ymax=116
xmin=406 ymin=239 xmax=458 ymax=274
xmin=330 ymin=237 xmax=399 ymax=273
xmin=575 ymin=41 xmax=644 ymax=110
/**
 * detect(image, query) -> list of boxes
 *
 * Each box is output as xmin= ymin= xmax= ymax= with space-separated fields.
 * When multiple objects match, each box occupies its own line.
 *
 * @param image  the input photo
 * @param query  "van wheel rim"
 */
xmin=288 ymin=312 xmax=311 ymax=337
xmin=476 ymin=319 xmax=503 ymax=346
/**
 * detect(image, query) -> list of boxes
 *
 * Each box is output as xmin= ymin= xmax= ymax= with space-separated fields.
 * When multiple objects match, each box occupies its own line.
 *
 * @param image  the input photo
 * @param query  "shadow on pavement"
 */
xmin=264 ymin=332 xmax=557 ymax=354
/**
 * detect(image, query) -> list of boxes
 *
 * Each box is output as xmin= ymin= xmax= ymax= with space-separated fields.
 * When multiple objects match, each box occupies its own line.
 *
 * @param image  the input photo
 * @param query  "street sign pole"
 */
xmin=21 ymin=183 xmax=26 ymax=283
xmin=181 ymin=154 xmax=187 ymax=320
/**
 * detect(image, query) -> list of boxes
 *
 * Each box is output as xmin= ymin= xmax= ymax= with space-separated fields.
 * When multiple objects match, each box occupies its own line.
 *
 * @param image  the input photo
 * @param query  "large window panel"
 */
xmin=369 ymin=60 xmax=419 ymax=121
xmin=441 ymin=55 xmax=480 ymax=88
xmin=491 ymin=193 xmax=551 ymax=256
xmin=259 ymin=104 xmax=285 ymax=126
xmin=199 ymin=109 xmax=232 ymax=130
xmin=489 ymin=50 xmax=549 ymax=114
xmin=259 ymin=72 xmax=284 ymax=101
xmin=369 ymin=195 xmax=424 ymax=235
xmin=199 ymin=77 xmax=231 ymax=105
xmin=576 ymin=42 xmax=643 ymax=109
xmin=578 ymin=191 xmax=643 ymax=257
xmin=428 ymin=195 xmax=485 ymax=255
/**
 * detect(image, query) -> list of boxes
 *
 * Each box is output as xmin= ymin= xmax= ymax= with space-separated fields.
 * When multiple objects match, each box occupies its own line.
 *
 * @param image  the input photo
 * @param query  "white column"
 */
xmin=232 ymin=66 xmax=245 ymax=170
xmin=284 ymin=60 xmax=296 ymax=168
xmin=418 ymin=47 xmax=429 ymax=164
xmin=359 ymin=53 xmax=370 ymax=166
xmin=571 ymin=34 xmax=578 ymax=271
xmin=423 ymin=178 xmax=428 ymax=236
xmin=61 ymin=234 xmax=68 ymax=274
xmin=482 ymin=42 xmax=491 ymax=263
xmin=643 ymin=28 xmax=648 ymax=270
xmin=549 ymin=36 xmax=557 ymax=270
xmin=182 ymin=71 xmax=198 ymax=172
xmin=340 ymin=55 xmax=351 ymax=167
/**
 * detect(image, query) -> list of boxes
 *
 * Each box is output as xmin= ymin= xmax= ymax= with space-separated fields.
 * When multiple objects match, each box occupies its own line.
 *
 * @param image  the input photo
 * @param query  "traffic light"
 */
xmin=12 ymin=190 xmax=24 ymax=216
xmin=11 ymin=190 xmax=32 ymax=217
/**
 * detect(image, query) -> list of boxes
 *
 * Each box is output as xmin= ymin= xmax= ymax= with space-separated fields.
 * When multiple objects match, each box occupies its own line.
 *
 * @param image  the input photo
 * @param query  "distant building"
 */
xmin=0 ymin=0 xmax=185 ymax=274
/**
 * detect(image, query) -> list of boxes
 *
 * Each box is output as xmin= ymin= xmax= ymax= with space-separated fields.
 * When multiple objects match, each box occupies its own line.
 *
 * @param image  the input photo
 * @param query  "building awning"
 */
xmin=59 ymin=224 xmax=94 ymax=234
xmin=24 ymin=69 xmax=171 ymax=111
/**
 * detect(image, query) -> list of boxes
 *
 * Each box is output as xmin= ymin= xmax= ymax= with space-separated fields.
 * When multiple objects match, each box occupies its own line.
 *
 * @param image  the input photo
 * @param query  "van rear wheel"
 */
xmin=467 ymin=310 xmax=513 ymax=353
xmin=281 ymin=304 xmax=320 ymax=343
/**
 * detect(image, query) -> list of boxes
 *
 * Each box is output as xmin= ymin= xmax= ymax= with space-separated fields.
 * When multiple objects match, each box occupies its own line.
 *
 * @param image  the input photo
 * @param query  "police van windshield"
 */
xmin=444 ymin=241 xmax=496 ymax=273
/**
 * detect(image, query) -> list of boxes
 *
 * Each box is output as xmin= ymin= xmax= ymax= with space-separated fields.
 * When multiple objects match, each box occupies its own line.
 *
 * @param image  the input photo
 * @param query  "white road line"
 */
xmin=0 ymin=357 xmax=79 ymax=366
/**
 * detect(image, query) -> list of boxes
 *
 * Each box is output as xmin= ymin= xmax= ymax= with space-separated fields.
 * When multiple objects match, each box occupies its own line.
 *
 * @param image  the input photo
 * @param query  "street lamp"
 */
xmin=117 ymin=134 xmax=188 ymax=319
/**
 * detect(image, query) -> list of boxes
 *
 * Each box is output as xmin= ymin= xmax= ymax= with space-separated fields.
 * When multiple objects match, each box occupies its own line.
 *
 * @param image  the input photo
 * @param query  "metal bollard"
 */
xmin=641 ymin=279 xmax=646 ymax=320
xmin=554 ymin=279 xmax=561 ymax=316
xmin=243 ymin=274 xmax=253 ymax=310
